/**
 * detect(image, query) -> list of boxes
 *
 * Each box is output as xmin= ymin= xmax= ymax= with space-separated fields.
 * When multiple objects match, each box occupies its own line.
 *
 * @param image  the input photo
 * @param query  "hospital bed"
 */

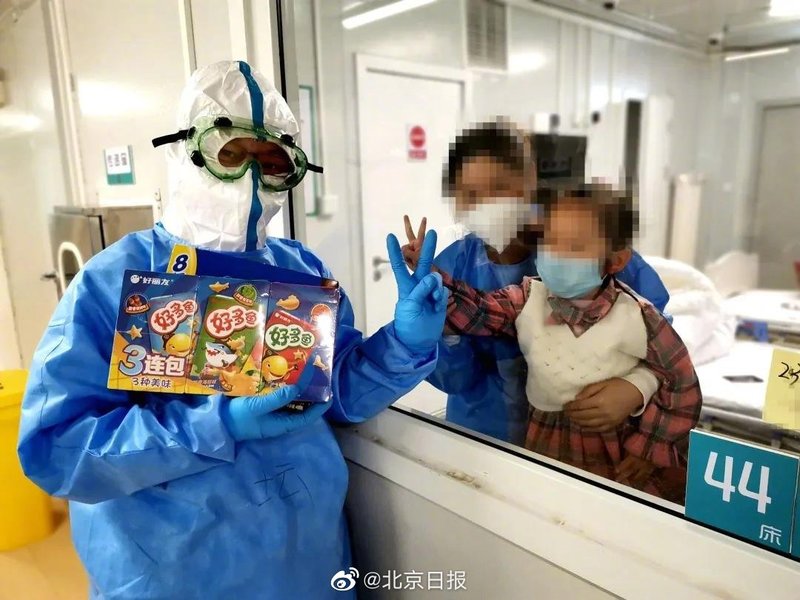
xmin=646 ymin=255 xmax=800 ymax=449
xmin=722 ymin=289 xmax=800 ymax=341
xmin=694 ymin=339 xmax=800 ymax=451
xmin=694 ymin=293 xmax=800 ymax=449
xmin=705 ymin=251 xmax=800 ymax=338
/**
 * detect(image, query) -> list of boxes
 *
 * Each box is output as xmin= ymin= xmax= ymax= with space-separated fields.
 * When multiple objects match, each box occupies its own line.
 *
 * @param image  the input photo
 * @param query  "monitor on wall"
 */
xmin=532 ymin=133 xmax=587 ymax=183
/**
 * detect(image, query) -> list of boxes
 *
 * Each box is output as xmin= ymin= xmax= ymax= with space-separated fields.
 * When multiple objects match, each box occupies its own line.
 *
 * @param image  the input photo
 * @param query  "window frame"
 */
xmin=273 ymin=2 xmax=800 ymax=589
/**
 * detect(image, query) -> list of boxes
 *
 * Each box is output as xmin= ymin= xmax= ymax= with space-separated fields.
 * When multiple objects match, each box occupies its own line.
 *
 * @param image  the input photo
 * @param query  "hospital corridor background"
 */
xmin=3 ymin=0 xmax=800 ymax=598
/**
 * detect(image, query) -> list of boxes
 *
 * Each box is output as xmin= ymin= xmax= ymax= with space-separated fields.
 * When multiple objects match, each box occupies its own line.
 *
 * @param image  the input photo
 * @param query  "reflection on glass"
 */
xmin=288 ymin=0 xmax=800 ymax=503
xmin=426 ymin=182 xmax=700 ymax=503
xmin=425 ymin=121 xmax=534 ymax=446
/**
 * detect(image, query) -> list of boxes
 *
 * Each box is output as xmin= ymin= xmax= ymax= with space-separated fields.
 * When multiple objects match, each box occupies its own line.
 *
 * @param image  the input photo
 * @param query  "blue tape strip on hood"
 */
xmin=245 ymin=165 xmax=263 ymax=251
xmin=238 ymin=61 xmax=264 ymax=128
xmin=238 ymin=61 xmax=265 ymax=250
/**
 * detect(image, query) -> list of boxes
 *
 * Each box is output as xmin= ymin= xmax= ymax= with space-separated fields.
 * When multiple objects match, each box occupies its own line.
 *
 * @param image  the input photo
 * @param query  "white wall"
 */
xmin=473 ymin=9 xmax=560 ymax=122
xmin=340 ymin=409 xmax=800 ymax=599
xmin=190 ymin=0 xmax=233 ymax=68
xmin=61 ymin=0 xmax=250 ymax=209
xmin=297 ymin=0 xmax=711 ymax=326
xmin=63 ymin=0 xmax=186 ymax=207
xmin=698 ymin=49 xmax=800 ymax=267
xmin=611 ymin=38 xmax=710 ymax=177
xmin=346 ymin=463 xmax=614 ymax=599
xmin=0 ymin=1 xmax=65 ymax=367
xmin=294 ymin=0 xmax=317 ymax=85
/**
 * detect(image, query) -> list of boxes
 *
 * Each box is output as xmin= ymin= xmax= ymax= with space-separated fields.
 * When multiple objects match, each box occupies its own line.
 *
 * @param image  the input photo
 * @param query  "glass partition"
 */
xmin=282 ymin=0 xmax=800 ymax=507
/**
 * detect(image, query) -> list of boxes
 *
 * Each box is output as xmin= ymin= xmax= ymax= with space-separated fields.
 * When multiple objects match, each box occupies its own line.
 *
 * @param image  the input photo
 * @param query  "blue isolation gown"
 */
xmin=429 ymin=234 xmax=671 ymax=445
xmin=18 ymin=224 xmax=437 ymax=600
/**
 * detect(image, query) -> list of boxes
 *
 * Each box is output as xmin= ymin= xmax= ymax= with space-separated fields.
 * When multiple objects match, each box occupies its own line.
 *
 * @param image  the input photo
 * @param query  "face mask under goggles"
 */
xmin=152 ymin=116 xmax=323 ymax=192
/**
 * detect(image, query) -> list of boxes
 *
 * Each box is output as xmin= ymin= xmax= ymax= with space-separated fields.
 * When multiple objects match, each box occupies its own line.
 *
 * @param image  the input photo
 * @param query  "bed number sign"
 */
xmin=686 ymin=429 xmax=799 ymax=553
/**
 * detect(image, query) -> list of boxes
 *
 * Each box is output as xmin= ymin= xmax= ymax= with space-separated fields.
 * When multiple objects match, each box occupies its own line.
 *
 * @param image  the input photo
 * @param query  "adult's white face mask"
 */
xmin=458 ymin=199 xmax=531 ymax=251
xmin=159 ymin=60 xmax=299 ymax=252
xmin=162 ymin=148 xmax=286 ymax=252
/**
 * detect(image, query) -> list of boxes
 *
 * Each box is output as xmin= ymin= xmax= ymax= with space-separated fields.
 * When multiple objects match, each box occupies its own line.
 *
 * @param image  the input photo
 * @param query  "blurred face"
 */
xmin=543 ymin=201 xmax=606 ymax=261
xmin=543 ymin=199 xmax=630 ymax=274
xmin=453 ymin=156 xmax=527 ymax=212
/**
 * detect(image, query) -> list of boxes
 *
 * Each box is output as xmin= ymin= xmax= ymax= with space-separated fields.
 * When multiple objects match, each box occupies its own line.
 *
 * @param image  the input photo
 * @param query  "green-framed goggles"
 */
xmin=152 ymin=116 xmax=323 ymax=192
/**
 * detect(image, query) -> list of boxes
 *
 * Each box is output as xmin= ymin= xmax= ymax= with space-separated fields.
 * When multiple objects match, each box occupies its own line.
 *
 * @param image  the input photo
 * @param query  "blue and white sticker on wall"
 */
xmin=105 ymin=146 xmax=135 ymax=185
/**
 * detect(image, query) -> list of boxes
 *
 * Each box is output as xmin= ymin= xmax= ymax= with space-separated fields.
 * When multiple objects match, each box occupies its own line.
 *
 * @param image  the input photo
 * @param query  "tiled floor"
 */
xmin=0 ymin=502 xmax=88 ymax=600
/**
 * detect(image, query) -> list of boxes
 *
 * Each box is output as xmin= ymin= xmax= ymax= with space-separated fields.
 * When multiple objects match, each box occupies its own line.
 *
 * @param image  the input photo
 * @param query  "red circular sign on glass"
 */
xmin=409 ymin=126 xmax=426 ymax=149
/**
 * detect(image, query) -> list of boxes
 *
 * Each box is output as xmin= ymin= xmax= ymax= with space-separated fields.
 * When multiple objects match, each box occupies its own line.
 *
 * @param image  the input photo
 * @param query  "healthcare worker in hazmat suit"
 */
xmin=18 ymin=60 xmax=447 ymax=599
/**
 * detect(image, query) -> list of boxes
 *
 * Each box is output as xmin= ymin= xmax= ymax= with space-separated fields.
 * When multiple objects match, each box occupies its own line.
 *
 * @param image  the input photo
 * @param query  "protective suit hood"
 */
xmin=160 ymin=60 xmax=299 ymax=252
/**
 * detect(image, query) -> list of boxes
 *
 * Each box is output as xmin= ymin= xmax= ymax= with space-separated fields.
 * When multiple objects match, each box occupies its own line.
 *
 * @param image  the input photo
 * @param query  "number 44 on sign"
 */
xmin=686 ymin=430 xmax=800 ymax=553
xmin=704 ymin=451 xmax=772 ymax=514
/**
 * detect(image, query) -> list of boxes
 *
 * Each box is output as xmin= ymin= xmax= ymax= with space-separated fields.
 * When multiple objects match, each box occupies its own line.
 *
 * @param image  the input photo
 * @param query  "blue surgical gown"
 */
xmin=18 ymin=224 xmax=436 ymax=600
xmin=429 ymin=234 xmax=670 ymax=445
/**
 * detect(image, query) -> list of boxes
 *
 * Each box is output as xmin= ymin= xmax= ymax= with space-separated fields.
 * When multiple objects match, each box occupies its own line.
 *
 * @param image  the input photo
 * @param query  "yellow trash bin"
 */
xmin=0 ymin=369 xmax=55 ymax=551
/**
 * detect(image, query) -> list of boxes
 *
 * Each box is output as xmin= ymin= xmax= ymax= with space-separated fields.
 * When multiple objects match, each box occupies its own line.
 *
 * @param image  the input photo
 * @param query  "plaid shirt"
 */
xmin=441 ymin=272 xmax=703 ymax=468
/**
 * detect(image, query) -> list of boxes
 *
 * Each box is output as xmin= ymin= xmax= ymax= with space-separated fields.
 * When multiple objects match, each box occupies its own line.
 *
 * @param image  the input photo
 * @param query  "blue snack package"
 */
xmin=108 ymin=271 xmax=199 ymax=393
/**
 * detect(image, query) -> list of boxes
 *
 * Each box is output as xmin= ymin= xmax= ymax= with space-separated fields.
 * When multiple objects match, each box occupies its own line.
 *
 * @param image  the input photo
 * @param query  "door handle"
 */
xmin=372 ymin=256 xmax=391 ymax=282
xmin=57 ymin=241 xmax=85 ymax=296
xmin=41 ymin=271 xmax=64 ymax=298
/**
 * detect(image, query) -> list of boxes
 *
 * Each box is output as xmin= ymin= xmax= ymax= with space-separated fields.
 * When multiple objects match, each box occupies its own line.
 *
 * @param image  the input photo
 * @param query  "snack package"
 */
xmin=194 ymin=245 xmax=340 ymax=288
xmin=186 ymin=277 xmax=269 ymax=396
xmin=262 ymin=283 xmax=340 ymax=409
xmin=109 ymin=269 xmax=341 ymax=402
xmin=108 ymin=271 xmax=199 ymax=393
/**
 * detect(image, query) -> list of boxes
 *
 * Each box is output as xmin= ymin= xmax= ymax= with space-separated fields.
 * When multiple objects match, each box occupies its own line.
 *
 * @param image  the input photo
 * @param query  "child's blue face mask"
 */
xmin=535 ymin=249 xmax=604 ymax=299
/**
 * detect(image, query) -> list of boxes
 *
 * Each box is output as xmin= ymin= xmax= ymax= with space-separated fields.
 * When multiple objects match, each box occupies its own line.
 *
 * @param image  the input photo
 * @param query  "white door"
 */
xmin=0 ymin=1 xmax=63 ymax=368
xmin=356 ymin=56 xmax=468 ymax=414
xmin=752 ymin=105 xmax=800 ymax=289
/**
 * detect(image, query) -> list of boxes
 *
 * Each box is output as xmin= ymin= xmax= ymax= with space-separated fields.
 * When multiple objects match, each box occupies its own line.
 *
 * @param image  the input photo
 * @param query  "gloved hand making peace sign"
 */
xmin=386 ymin=226 xmax=449 ymax=355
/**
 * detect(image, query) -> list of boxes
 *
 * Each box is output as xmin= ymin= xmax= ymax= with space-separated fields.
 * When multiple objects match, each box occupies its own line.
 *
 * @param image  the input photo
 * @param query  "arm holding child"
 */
xmin=442 ymin=273 xmax=533 ymax=338
xmin=564 ymin=369 xmax=659 ymax=434
xmin=400 ymin=221 xmax=529 ymax=338
xmin=614 ymin=293 xmax=702 ymax=486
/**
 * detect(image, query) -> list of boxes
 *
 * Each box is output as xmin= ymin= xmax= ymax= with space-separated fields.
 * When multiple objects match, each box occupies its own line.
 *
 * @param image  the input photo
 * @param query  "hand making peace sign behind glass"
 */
xmin=386 ymin=225 xmax=448 ymax=355
xmin=400 ymin=215 xmax=433 ymax=273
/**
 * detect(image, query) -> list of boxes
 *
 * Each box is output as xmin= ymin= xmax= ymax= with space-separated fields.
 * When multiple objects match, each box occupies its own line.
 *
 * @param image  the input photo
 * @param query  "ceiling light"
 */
xmin=508 ymin=52 xmax=547 ymax=74
xmin=77 ymin=81 xmax=156 ymax=117
xmin=769 ymin=0 xmax=800 ymax=17
xmin=0 ymin=110 xmax=42 ymax=136
xmin=342 ymin=0 xmax=437 ymax=30
xmin=724 ymin=47 xmax=790 ymax=62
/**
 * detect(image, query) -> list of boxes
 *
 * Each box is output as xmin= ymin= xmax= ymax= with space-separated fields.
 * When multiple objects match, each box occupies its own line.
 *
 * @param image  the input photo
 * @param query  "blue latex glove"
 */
xmin=387 ymin=229 xmax=449 ymax=354
xmin=221 ymin=384 xmax=331 ymax=441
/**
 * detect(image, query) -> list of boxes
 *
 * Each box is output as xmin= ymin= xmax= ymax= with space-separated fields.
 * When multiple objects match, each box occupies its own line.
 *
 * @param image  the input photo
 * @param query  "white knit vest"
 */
xmin=516 ymin=280 xmax=650 ymax=412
